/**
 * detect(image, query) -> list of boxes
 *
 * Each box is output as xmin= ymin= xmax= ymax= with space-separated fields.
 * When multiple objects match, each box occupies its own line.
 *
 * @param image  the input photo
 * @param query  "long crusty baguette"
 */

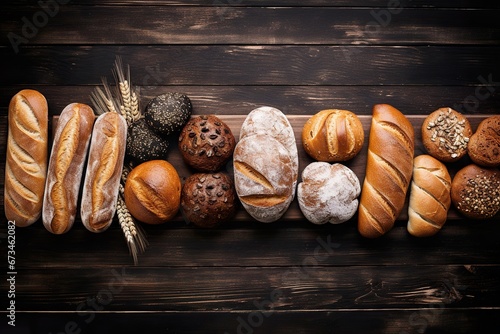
xmin=407 ymin=154 xmax=451 ymax=237
xmin=358 ymin=104 xmax=415 ymax=238
xmin=42 ymin=103 xmax=95 ymax=234
xmin=80 ymin=112 xmax=127 ymax=233
xmin=4 ymin=89 xmax=48 ymax=227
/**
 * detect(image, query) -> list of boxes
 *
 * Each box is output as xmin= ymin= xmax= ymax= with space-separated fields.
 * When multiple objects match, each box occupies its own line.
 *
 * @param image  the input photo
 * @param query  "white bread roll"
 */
xmin=4 ymin=89 xmax=48 ymax=227
xmin=407 ymin=154 xmax=451 ymax=237
xmin=43 ymin=103 xmax=95 ymax=234
xmin=81 ymin=112 xmax=127 ymax=233
xmin=358 ymin=104 xmax=415 ymax=238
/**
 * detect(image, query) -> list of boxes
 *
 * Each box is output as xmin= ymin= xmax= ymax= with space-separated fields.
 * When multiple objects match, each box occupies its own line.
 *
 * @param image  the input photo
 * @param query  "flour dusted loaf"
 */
xmin=80 ymin=112 xmax=127 ymax=233
xmin=233 ymin=106 xmax=298 ymax=222
xmin=298 ymin=162 xmax=360 ymax=224
xmin=43 ymin=103 xmax=95 ymax=234
xmin=302 ymin=109 xmax=364 ymax=162
xmin=407 ymin=155 xmax=451 ymax=237
xmin=4 ymin=89 xmax=48 ymax=227
xmin=358 ymin=104 xmax=415 ymax=238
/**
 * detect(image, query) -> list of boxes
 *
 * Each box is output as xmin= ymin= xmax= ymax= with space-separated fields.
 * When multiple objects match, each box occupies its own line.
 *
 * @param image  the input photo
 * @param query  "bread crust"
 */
xmin=302 ymin=109 xmax=364 ymax=162
xmin=407 ymin=155 xmax=451 ymax=237
xmin=81 ymin=112 xmax=127 ymax=233
xmin=467 ymin=115 xmax=500 ymax=167
xmin=358 ymin=104 xmax=415 ymax=238
xmin=42 ymin=103 xmax=95 ymax=234
xmin=4 ymin=89 xmax=48 ymax=226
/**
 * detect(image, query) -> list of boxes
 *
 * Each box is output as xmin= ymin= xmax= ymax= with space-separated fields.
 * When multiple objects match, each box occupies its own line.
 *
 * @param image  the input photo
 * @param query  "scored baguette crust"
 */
xmin=4 ymin=89 xmax=48 ymax=226
xmin=358 ymin=104 xmax=415 ymax=238
xmin=81 ymin=112 xmax=127 ymax=233
xmin=233 ymin=134 xmax=294 ymax=223
xmin=407 ymin=155 xmax=451 ymax=237
xmin=43 ymin=103 xmax=95 ymax=234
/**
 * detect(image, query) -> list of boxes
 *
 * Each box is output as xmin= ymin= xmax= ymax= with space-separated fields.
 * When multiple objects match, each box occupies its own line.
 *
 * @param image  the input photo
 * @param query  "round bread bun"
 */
xmin=145 ymin=92 xmax=192 ymax=136
xmin=421 ymin=107 xmax=472 ymax=162
xmin=126 ymin=118 xmax=170 ymax=163
xmin=467 ymin=115 xmax=500 ymax=167
xmin=178 ymin=115 xmax=236 ymax=172
xmin=302 ymin=109 xmax=364 ymax=162
xmin=181 ymin=172 xmax=236 ymax=228
xmin=451 ymin=164 xmax=500 ymax=220
xmin=124 ymin=160 xmax=181 ymax=224
xmin=297 ymin=162 xmax=361 ymax=224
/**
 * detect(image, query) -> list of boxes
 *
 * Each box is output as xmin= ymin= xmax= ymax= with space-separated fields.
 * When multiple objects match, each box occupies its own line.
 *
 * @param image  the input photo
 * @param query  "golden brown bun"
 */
xmin=302 ymin=109 xmax=364 ymax=162
xmin=421 ymin=107 xmax=472 ymax=162
xmin=467 ymin=115 xmax=500 ymax=167
xmin=4 ymin=89 xmax=48 ymax=227
xmin=124 ymin=160 xmax=181 ymax=224
xmin=81 ymin=112 xmax=127 ymax=233
xmin=181 ymin=172 xmax=236 ymax=228
xmin=43 ymin=103 xmax=95 ymax=234
xmin=358 ymin=104 xmax=415 ymax=238
xmin=451 ymin=164 xmax=500 ymax=219
xmin=178 ymin=115 xmax=236 ymax=172
xmin=407 ymin=155 xmax=451 ymax=237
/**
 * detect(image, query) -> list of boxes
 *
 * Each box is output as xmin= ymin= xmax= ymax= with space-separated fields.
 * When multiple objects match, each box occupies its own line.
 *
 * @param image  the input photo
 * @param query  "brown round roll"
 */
xmin=178 ymin=115 xmax=236 ymax=172
xmin=451 ymin=164 xmax=500 ymax=220
xmin=467 ymin=115 xmax=500 ymax=167
xmin=181 ymin=172 xmax=236 ymax=228
xmin=302 ymin=109 xmax=364 ymax=162
xmin=421 ymin=107 xmax=472 ymax=162
xmin=124 ymin=160 xmax=181 ymax=224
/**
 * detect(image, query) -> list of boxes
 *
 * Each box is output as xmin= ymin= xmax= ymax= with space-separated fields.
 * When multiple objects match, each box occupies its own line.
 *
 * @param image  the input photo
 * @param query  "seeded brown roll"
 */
xmin=181 ymin=172 xmax=236 ymax=228
xmin=422 ymin=107 xmax=472 ymax=162
xmin=145 ymin=92 xmax=192 ymax=136
xmin=451 ymin=164 xmax=500 ymax=220
xmin=178 ymin=115 xmax=236 ymax=172
xmin=467 ymin=115 xmax=500 ymax=167
xmin=124 ymin=160 xmax=181 ymax=224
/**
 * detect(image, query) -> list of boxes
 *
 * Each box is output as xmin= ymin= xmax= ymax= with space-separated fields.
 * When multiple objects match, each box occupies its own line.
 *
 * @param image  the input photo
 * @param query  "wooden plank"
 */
xmin=2 ymin=46 xmax=500 ymax=86
xmin=2 ymin=6 xmax=500 ymax=45
xmin=1 ymin=85 xmax=499 ymax=117
xmin=2 ymin=221 xmax=500 ymax=268
xmin=2 ymin=309 xmax=498 ymax=334
xmin=1 ymin=265 xmax=498 ymax=311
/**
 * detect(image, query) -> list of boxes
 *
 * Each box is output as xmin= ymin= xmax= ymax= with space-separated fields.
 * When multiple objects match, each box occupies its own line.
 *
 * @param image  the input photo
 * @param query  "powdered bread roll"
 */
xmin=407 ymin=155 xmax=451 ymax=237
xmin=4 ymin=89 xmax=48 ymax=227
xmin=358 ymin=104 xmax=415 ymax=238
xmin=233 ymin=134 xmax=294 ymax=223
xmin=298 ymin=162 xmax=360 ymax=224
xmin=43 ymin=103 xmax=95 ymax=234
xmin=81 ymin=112 xmax=127 ymax=233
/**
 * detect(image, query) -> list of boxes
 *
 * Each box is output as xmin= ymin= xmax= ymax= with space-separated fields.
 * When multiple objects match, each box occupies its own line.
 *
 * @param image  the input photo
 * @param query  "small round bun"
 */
xmin=126 ymin=118 xmax=169 ymax=163
xmin=145 ymin=92 xmax=192 ymax=136
xmin=298 ymin=162 xmax=361 ymax=224
xmin=181 ymin=172 xmax=236 ymax=228
xmin=124 ymin=160 xmax=181 ymax=224
xmin=422 ymin=107 xmax=472 ymax=162
xmin=467 ymin=115 xmax=500 ymax=167
xmin=302 ymin=109 xmax=364 ymax=162
xmin=451 ymin=164 xmax=500 ymax=220
xmin=178 ymin=115 xmax=236 ymax=172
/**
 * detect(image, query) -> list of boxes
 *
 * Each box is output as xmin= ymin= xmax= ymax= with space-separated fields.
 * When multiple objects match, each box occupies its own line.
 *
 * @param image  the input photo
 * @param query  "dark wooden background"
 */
xmin=1 ymin=1 xmax=500 ymax=333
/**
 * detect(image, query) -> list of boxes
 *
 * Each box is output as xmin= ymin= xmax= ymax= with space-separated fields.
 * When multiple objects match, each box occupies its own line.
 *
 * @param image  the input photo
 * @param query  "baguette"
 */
xmin=407 ymin=155 xmax=451 ymax=237
xmin=358 ymin=104 xmax=415 ymax=238
xmin=4 ymin=89 xmax=48 ymax=226
xmin=80 ymin=112 xmax=127 ymax=233
xmin=42 ymin=103 xmax=95 ymax=234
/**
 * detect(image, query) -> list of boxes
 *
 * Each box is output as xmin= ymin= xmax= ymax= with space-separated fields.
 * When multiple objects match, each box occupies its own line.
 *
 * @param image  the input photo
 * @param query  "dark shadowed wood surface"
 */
xmin=1 ymin=1 xmax=500 ymax=333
